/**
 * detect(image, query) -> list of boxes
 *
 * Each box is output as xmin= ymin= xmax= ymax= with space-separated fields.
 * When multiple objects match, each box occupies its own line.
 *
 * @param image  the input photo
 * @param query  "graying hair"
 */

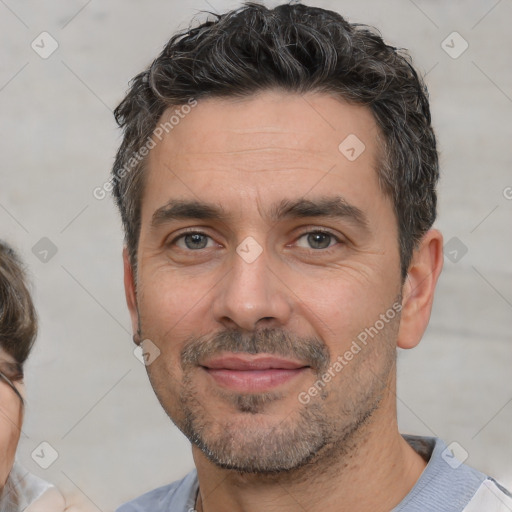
xmin=112 ymin=2 xmax=438 ymax=279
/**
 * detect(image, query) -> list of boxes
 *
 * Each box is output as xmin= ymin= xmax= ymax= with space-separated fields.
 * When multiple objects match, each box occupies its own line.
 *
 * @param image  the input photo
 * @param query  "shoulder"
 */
xmin=116 ymin=469 xmax=198 ymax=512
xmin=24 ymin=487 xmax=66 ymax=512
xmin=463 ymin=478 xmax=512 ymax=511
xmin=5 ymin=463 xmax=66 ymax=512
xmin=397 ymin=435 xmax=511 ymax=512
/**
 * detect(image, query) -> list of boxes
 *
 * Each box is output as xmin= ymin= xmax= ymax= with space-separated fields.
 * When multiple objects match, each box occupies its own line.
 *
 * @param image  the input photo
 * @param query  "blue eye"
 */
xmin=173 ymin=232 xmax=214 ymax=250
xmin=168 ymin=229 xmax=342 ymax=253
xmin=296 ymin=231 xmax=340 ymax=250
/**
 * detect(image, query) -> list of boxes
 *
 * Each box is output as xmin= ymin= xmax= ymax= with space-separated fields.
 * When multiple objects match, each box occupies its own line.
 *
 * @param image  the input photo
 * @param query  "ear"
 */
xmin=123 ymin=247 xmax=140 ymax=344
xmin=397 ymin=229 xmax=444 ymax=349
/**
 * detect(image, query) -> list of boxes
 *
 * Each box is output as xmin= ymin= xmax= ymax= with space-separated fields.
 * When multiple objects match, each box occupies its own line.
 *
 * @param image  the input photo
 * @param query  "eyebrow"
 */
xmin=150 ymin=196 xmax=369 ymax=231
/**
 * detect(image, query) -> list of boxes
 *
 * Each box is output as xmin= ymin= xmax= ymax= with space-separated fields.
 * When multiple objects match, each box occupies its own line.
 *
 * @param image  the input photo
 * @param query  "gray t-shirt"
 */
xmin=116 ymin=435 xmax=512 ymax=511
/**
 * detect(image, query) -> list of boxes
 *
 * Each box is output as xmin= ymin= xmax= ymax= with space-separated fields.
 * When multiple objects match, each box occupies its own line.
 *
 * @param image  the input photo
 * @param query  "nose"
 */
xmin=212 ymin=240 xmax=292 ymax=332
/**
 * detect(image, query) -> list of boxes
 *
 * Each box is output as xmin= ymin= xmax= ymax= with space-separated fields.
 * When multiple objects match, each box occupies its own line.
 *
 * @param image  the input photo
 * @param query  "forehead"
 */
xmin=141 ymin=90 xmax=389 ymax=226
xmin=152 ymin=90 xmax=379 ymax=162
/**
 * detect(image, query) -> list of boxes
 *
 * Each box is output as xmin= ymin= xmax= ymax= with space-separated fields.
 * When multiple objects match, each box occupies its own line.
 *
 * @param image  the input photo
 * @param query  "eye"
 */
xmin=295 ymin=230 xmax=341 ymax=250
xmin=172 ymin=231 xmax=216 ymax=250
xmin=0 ymin=362 xmax=23 ymax=382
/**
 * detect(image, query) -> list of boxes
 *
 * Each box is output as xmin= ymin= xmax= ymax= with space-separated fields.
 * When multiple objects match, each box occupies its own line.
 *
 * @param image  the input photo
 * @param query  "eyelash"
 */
xmin=168 ymin=228 xmax=343 ymax=252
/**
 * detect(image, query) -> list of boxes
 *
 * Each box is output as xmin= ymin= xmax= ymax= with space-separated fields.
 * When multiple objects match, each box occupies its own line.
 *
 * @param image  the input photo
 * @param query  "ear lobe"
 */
xmin=397 ymin=229 xmax=444 ymax=350
xmin=123 ymin=247 xmax=140 ymax=344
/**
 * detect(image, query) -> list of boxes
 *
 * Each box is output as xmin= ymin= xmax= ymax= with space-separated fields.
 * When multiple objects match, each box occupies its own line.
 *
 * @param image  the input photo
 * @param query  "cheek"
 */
xmin=139 ymin=267 xmax=211 ymax=330
xmin=145 ymin=343 xmax=189 ymax=427
xmin=0 ymin=402 xmax=22 ymax=485
xmin=290 ymin=268 xmax=399 ymax=354
xmin=137 ymin=270 xmax=211 ymax=397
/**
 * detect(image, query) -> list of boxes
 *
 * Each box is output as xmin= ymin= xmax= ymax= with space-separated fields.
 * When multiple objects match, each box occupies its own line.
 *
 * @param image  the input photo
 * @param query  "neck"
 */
xmin=192 ymin=388 xmax=427 ymax=512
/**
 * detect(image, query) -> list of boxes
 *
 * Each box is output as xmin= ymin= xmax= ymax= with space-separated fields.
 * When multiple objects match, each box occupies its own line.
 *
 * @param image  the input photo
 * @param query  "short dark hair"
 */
xmin=0 ymin=241 xmax=37 ymax=366
xmin=112 ymin=1 xmax=438 ymax=279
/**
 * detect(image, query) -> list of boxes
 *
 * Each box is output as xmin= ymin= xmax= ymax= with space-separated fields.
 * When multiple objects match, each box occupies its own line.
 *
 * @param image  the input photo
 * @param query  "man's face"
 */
xmin=125 ymin=90 xmax=403 ymax=473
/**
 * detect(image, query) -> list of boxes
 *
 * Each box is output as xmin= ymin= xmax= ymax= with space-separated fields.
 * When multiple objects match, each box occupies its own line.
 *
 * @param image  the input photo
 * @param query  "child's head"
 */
xmin=0 ymin=241 xmax=37 ymax=486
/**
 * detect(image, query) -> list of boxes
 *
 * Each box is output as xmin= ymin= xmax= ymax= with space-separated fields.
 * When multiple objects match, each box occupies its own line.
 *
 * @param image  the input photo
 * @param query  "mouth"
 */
xmin=200 ymin=354 xmax=310 ymax=392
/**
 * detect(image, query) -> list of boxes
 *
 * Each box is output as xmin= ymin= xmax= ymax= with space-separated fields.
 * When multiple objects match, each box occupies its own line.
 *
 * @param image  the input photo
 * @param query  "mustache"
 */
xmin=180 ymin=328 xmax=331 ymax=373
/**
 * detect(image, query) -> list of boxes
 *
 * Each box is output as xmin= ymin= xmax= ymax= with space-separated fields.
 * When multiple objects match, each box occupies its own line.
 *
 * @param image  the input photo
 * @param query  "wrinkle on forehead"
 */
xmin=155 ymin=90 xmax=378 ymax=160
xmin=143 ymin=91 xmax=385 ymax=227
xmin=165 ymin=148 xmax=338 ymax=176
xmin=150 ymin=95 xmax=379 ymax=182
xmin=168 ymin=131 xmax=342 ymax=162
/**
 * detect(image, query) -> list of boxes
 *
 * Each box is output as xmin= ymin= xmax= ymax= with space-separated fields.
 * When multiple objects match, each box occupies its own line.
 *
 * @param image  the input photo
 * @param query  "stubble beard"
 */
xmin=174 ymin=341 xmax=396 ymax=475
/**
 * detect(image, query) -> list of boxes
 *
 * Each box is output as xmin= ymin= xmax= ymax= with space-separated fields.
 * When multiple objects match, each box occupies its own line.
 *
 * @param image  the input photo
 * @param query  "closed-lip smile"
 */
xmin=200 ymin=353 xmax=310 ymax=392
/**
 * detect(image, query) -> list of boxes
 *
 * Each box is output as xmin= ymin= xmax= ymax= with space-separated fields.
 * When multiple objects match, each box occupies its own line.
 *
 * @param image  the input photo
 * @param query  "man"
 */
xmin=111 ymin=3 xmax=511 ymax=511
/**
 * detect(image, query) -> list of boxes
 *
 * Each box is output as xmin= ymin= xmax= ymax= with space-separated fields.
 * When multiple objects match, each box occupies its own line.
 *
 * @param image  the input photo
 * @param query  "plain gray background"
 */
xmin=1 ymin=0 xmax=511 ymax=510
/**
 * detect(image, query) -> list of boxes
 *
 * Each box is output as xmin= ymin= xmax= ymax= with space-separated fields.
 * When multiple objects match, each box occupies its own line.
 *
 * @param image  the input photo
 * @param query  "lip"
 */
xmin=202 ymin=354 xmax=308 ymax=371
xmin=200 ymin=354 xmax=310 ymax=392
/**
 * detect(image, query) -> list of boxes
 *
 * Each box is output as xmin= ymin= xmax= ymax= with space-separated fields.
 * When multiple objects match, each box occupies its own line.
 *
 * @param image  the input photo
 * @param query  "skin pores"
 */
xmin=125 ymin=90 xmax=404 ymax=473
